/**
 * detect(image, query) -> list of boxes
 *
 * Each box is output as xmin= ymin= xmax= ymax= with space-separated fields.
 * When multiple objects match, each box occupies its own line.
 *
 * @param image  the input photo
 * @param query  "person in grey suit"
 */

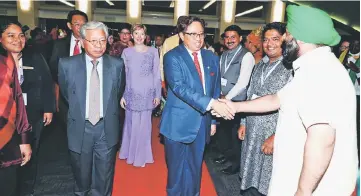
xmin=58 ymin=21 xmax=125 ymax=196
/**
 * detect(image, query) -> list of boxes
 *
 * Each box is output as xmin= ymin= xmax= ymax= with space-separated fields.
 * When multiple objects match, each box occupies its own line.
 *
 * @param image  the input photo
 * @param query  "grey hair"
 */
xmin=80 ymin=21 xmax=109 ymax=39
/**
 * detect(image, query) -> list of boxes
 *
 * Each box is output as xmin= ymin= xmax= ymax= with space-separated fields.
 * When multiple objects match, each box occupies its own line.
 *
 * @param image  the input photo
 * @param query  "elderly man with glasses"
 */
xmin=58 ymin=21 xmax=125 ymax=196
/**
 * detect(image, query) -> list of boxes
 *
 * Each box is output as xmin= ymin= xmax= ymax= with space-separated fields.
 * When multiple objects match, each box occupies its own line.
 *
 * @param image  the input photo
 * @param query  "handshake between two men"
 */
xmin=210 ymin=99 xmax=239 ymax=120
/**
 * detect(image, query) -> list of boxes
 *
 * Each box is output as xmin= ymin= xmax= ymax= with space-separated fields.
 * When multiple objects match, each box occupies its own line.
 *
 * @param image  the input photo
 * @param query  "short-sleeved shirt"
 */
xmin=268 ymin=47 xmax=358 ymax=196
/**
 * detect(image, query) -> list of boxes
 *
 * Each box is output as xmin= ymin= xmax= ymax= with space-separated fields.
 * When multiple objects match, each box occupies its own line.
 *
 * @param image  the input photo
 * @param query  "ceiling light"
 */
xmin=105 ymin=0 xmax=114 ymax=6
xmin=235 ymin=6 xmax=263 ymax=17
xmin=199 ymin=9 xmax=203 ymax=12
xmin=169 ymin=1 xmax=174 ymax=8
xmin=202 ymin=0 xmax=216 ymax=10
xmin=19 ymin=0 xmax=31 ymax=11
xmin=331 ymin=16 xmax=348 ymax=25
xmin=58 ymin=0 xmax=75 ymax=7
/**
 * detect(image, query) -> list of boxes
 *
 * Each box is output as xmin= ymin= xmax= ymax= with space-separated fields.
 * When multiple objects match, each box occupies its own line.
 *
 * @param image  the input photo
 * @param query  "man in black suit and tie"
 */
xmin=58 ymin=21 xmax=125 ymax=196
xmin=18 ymin=47 xmax=56 ymax=195
xmin=50 ymin=10 xmax=88 ymax=113
xmin=50 ymin=10 xmax=88 ymax=82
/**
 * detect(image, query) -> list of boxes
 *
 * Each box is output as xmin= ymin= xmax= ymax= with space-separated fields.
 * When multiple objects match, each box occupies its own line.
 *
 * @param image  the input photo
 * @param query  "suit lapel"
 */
xmin=21 ymin=53 xmax=32 ymax=86
xmin=201 ymin=49 xmax=212 ymax=96
xmin=179 ymin=44 xmax=203 ymax=89
xmin=102 ymin=55 xmax=113 ymax=116
xmin=66 ymin=37 xmax=71 ymax=56
xmin=75 ymin=54 xmax=87 ymax=117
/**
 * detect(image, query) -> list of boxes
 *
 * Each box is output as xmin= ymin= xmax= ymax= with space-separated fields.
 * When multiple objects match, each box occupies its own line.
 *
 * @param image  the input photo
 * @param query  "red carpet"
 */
xmin=112 ymin=117 xmax=217 ymax=196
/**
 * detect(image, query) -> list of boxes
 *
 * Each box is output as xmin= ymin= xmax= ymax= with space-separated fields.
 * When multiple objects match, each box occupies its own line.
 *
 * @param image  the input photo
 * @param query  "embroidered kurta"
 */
xmin=239 ymin=56 xmax=292 ymax=194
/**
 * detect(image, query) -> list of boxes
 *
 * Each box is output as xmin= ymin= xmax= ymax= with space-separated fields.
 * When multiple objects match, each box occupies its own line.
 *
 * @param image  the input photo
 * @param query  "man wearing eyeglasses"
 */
xmin=50 ymin=10 xmax=88 ymax=82
xmin=213 ymin=25 xmax=255 ymax=175
xmin=117 ymin=23 xmax=133 ymax=48
xmin=160 ymin=16 xmax=235 ymax=196
xmin=58 ymin=21 xmax=125 ymax=196
xmin=50 ymin=10 xmax=88 ymax=114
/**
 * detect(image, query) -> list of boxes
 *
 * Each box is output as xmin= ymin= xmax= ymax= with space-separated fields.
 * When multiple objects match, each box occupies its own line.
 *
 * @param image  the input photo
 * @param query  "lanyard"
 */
xmin=220 ymin=46 xmax=242 ymax=73
xmin=260 ymin=60 xmax=281 ymax=86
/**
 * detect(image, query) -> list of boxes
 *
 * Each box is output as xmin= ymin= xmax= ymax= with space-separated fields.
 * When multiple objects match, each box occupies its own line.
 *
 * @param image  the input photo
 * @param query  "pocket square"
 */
xmin=23 ymin=66 xmax=34 ymax=70
xmin=210 ymin=72 xmax=215 ymax=76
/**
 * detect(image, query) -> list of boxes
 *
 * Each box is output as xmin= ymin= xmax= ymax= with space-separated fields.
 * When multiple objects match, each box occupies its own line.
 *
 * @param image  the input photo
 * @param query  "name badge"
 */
xmin=251 ymin=94 xmax=260 ymax=100
xmin=22 ymin=93 xmax=27 ymax=105
xmin=23 ymin=66 xmax=34 ymax=70
xmin=221 ymin=78 xmax=228 ymax=86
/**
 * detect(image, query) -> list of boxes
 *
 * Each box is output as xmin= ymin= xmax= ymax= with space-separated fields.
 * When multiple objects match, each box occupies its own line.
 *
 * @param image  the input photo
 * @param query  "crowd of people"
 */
xmin=0 ymin=4 xmax=359 ymax=196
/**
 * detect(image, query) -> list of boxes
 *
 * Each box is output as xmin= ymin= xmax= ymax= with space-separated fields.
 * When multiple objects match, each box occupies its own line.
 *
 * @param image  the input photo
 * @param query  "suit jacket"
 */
xmin=49 ymin=37 xmax=71 ymax=82
xmin=58 ymin=54 xmax=125 ymax=153
xmin=21 ymin=49 xmax=56 ymax=123
xmin=160 ymin=44 xmax=221 ymax=143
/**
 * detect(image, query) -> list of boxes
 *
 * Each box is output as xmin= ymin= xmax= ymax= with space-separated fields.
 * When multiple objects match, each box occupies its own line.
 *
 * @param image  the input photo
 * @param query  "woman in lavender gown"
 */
xmin=119 ymin=24 xmax=161 ymax=167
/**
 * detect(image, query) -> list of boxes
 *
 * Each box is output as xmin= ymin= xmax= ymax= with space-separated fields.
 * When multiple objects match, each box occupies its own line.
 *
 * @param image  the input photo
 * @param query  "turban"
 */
xmin=286 ymin=5 xmax=340 ymax=46
xmin=247 ymin=27 xmax=262 ymax=47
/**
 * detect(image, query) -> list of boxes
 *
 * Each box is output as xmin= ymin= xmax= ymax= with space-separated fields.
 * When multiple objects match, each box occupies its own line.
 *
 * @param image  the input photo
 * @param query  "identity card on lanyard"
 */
xmin=260 ymin=60 xmax=281 ymax=86
xmin=220 ymin=46 xmax=243 ymax=73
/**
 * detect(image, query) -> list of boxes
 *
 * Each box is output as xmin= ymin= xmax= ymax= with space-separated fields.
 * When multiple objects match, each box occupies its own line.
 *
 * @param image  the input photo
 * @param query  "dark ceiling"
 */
xmin=95 ymin=1 xmax=266 ymax=18
xmin=2 ymin=0 xmax=359 ymax=31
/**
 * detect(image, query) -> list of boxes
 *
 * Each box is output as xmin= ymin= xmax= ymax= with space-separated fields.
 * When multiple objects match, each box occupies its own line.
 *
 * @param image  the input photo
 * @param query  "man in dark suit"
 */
xmin=50 ymin=10 xmax=88 ymax=82
xmin=50 ymin=10 xmax=88 ymax=113
xmin=58 ymin=21 xmax=124 ymax=196
xmin=19 ymin=48 xmax=56 ymax=195
xmin=160 ymin=16 xmax=235 ymax=196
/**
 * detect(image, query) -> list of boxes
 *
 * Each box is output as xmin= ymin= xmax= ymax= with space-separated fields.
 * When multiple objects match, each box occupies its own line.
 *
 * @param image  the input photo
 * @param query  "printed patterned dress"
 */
xmin=239 ymin=56 xmax=292 ymax=194
xmin=119 ymin=47 xmax=161 ymax=167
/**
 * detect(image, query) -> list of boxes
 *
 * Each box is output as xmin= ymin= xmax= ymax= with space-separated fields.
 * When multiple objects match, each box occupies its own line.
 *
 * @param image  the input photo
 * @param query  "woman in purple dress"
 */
xmin=119 ymin=24 xmax=161 ymax=167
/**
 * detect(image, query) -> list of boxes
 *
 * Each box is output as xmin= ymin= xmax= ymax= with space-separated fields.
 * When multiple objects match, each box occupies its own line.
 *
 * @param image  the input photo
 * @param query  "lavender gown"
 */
xmin=119 ymin=47 xmax=161 ymax=167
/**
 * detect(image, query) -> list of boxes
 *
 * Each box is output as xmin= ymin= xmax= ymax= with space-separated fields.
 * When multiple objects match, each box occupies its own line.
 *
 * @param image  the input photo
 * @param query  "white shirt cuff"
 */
xmin=206 ymin=99 xmax=214 ymax=111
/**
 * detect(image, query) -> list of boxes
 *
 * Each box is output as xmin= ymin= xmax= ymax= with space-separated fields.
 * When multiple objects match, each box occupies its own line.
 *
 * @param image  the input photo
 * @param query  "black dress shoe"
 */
xmin=213 ymin=157 xmax=227 ymax=164
xmin=221 ymin=166 xmax=239 ymax=175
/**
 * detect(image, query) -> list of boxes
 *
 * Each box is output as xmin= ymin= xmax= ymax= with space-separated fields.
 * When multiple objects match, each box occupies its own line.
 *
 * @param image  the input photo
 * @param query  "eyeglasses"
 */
xmin=71 ymin=23 xmax=84 ymax=28
xmin=183 ymin=32 xmax=205 ymax=39
xmin=119 ymin=32 xmax=131 ymax=35
xmin=84 ymin=39 xmax=107 ymax=47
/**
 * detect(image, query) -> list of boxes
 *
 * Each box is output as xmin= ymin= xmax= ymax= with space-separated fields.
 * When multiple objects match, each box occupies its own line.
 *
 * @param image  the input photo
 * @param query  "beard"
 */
xmin=282 ymin=37 xmax=300 ymax=69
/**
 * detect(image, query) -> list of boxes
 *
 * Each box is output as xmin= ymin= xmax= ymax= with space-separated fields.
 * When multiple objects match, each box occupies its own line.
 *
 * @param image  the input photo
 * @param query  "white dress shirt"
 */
xmin=85 ymin=54 xmax=104 ymax=119
xmin=184 ymin=47 xmax=213 ymax=110
xmin=17 ymin=57 xmax=24 ymax=85
xmin=69 ymin=34 xmax=82 ymax=56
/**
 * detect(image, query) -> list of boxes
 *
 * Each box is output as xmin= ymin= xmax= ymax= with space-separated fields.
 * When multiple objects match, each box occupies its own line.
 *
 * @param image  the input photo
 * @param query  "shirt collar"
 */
xmin=184 ymin=44 xmax=201 ymax=57
xmin=292 ymin=46 xmax=331 ymax=71
xmin=261 ymin=55 xmax=283 ymax=64
xmin=85 ymin=53 xmax=103 ymax=65
xmin=71 ymin=34 xmax=79 ymax=42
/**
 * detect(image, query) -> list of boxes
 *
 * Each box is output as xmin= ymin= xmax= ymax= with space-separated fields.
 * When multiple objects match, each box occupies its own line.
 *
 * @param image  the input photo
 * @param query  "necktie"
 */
xmin=192 ymin=52 xmax=203 ymax=85
xmin=73 ymin=40 xmax=80 ymax=56
xmin=88 ymin=60 xmax=100 ymax=125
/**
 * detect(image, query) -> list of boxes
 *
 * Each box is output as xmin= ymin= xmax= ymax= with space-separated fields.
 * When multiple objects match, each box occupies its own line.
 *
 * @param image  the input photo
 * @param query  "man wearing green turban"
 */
xmin=212 ymin=5 xmax=358 ymax=196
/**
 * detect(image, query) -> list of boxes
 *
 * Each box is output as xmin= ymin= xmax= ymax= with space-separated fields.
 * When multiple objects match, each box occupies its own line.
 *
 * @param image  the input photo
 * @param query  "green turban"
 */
xmin=286 ymin=5 xmax=340 ymax=46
